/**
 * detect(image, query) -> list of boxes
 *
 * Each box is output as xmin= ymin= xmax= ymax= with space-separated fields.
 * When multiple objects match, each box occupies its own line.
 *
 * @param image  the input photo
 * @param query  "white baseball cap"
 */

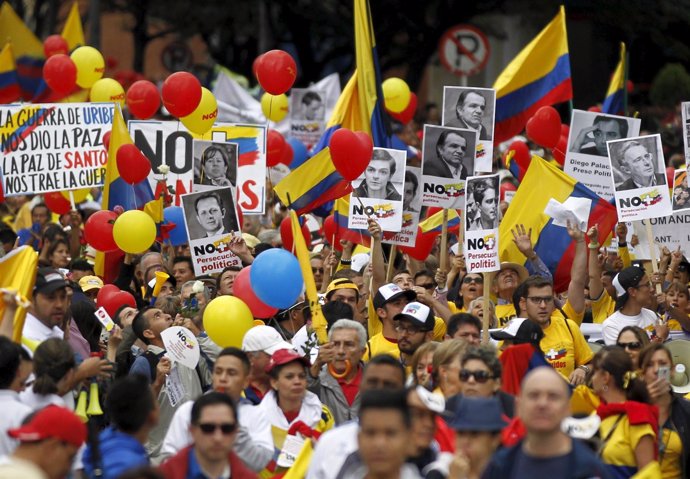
xmin=241 ymin=326 xmax=294 ymax=355
xmin=393 ymin=301 xmax=434 ymax=331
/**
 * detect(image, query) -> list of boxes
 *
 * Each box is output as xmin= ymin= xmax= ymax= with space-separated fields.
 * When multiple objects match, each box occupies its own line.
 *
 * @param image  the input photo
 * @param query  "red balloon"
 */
xmin=322 ymin=215 xmax=342 ymax=251
xmin=116 ymin=144 xmax=151 ymax=184
xmin=43 ymin=54 xmax=77 ymax=95
xmin=388 ymin=92 xmax=417 ymax=124
xmin=560 ymin=123 xmax=570 ymax=138
xmin=84 ymin=210 xmax=119 ymax=252
xmin=552 ymin=135 xmax=568 ymax=166
xmin=525 ymin=106 xmax=561 ymax=149
xmin=44 ymin=192 xmax=71 ymax=215
xmin=588 ymin=105 xmax=602 ymax=113
xmin=503 ymin=140 xmax=531 ymax=169
xmin=280 ymin=142 xmax=294 ymax=167
xmin=666 ymin=166 xmax=675 ymax=186
xmin=103 ymin=131 xmax=111 ymax=150
xmin=279 ymin=216 xmax=311 ymax=252
xmin=233 ymin=267 xmax=279 ymax=318
xmin=500 ymin=181 xmax=517 ymax=201
xmin=329 ymin=129 xmax=374 ymax=181
xmin=266 ymin=130 xmax=287 ymax=167
xmin=252 ymin=54 xmax=264 ymax=79
xmin=43 ymin=35 xmax=69 ymax=58
xmin=255 ymin=50 xmax=297 ymax=95
xmin=398 ymin=228 xmax=439 ymax=261
xmin=97 ymin=285 xmax=136 ymax=319
xmin=161 ymin=72 xmax=202 ymax=117
xmin=126 ymin=80 xmax=160 ymax=119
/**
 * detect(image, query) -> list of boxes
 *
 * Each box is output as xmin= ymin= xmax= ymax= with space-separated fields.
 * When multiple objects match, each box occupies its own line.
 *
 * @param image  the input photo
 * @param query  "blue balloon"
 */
xmin=250 ymin=249 xmax=303 ymax=308
xmin=287 ymin=138 xmax=310 ymax=170
xmin=163 ymin=206 xmax=188 ymax=246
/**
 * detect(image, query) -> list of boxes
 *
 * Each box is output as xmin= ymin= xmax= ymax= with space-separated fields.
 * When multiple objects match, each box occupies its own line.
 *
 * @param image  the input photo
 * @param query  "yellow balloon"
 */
xmin=112 ymin=210 xmax=157 ymax=254
xmin=90 ymin=78 xmax=125 ymax=107
xmin=203 ymin=296 xmax=254 ymax=347
xmin=261 ymin=93 xmax=289 ymax=122
xmin=70 ymin=46 xmax=105 ymax=88
xmin=60 ymin=188 xmax=90 ymax=203
xmin=382 ymin=77 xmax=411 ymax=113
xmin=181 ymin=87 xmax=218 ymax=136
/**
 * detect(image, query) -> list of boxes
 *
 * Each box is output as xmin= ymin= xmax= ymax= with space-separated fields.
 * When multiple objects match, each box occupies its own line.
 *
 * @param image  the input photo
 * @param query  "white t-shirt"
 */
xmin=0 ymin=391 xmax=33 ymax=456
xmin=22 ymin=313 xmax=64 ymax=344
xmin=602 ymin=308 xmax=658 ymax=345
xmin=306 ymin=420 xmax=359 ymax=479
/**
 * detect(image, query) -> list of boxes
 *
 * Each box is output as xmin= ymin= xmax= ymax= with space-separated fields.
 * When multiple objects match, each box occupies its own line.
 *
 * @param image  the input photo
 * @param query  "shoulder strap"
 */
xmin=597 ymin=414 xmax=625 ymax=457
xmin=143 ymin=350 xmax=165 ymax=381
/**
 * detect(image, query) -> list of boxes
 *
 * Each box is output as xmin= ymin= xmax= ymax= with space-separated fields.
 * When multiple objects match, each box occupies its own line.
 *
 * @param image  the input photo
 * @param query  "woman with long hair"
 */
xmin=20 ymin=338 xmax=76 ymax=410
xmin=616 ymin=326 xmax=651 ymax=370
xmin=431 ymin=339 xmax=468 ymax=398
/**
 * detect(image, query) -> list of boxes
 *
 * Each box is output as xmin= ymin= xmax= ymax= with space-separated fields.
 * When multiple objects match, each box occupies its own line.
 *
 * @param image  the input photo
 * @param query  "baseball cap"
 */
xmin=265 ymin=348 xmax=310 ymax=373
xmin=498 ymin=262 xmax=529 ymax=283
xmin=411 ymin=385 xmax=446 ymax=414
xmin=612 ymin=266 xmax=646 ymax=310
xmin=393 ymin=301 xmax=434 ymax=331
xmin=373 ymin=283 xmax=416 ymax=309
xmin=351 ymin=253 xmax=370 ymax=273
xmin=34 ymin=268 xmax=68 ymax=296
xmin=448 ymin=397 xmax=507 ymax=432
xmin=490 ymin=318 xmax=544 ymax=343
xmin=325 ymin=278 xmax=359 ymax=299
xmin=8 ymin=405 xmax=87 ymax=447
xmin=78 ymin=275 xmax=104 ymax=292
xmin=241 ymin=325 xmax=294 ymax=355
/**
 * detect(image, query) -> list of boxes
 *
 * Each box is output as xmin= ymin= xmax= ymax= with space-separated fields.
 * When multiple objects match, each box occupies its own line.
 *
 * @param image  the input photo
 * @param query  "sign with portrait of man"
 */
xmin=192 ymin=140 xmax=238 ymax=192
xmin=564 ymin=110 xmax=641 ymax=200
xmin=289 ymin=88 xmax=326 ymax=149
xmin=180 ymin=186 xmax=242 ymax=275
xmin=464 ymin=174 xmax=500 ymax=273
xmin=442 ymin=86 xmax=495 ymax=172
xmin=421 ymin=124 xmax=476 ymax=209
xmin=384 ymin=166 xmax=422 ymax=247
xmin=349 ymin=147 xmax=406 ymax=232
xmin=607 ymin=134 xmax=672 ymax=222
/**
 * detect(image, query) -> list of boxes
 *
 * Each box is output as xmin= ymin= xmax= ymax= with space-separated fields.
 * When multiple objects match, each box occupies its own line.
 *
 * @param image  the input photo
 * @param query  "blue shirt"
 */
xmin=186 ymin=447 xmax=230 ymax=479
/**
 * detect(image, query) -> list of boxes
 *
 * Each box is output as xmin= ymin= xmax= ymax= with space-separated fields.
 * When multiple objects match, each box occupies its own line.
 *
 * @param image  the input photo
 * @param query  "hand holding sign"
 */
xmin=161 ymin=326 xmax=200 ymax=370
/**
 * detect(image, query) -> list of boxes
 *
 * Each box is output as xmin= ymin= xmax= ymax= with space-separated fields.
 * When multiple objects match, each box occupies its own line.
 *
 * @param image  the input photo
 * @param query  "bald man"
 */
xmin=481 ymin=367 xmax=609 ymax=478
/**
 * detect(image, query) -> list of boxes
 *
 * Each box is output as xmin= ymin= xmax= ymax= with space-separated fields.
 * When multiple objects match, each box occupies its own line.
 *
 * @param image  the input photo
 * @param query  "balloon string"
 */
xmin=131 ymin=184 xmax=138 ymax=210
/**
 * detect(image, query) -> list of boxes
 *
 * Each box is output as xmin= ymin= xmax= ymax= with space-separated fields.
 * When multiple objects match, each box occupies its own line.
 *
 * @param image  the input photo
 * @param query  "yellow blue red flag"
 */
xmin=0 ymin=3 xmax=44 ymax=100
xmin=419 ymin=209 xmax=461 ymax=233
xmin=62 ymin=2 xmax=85 ymax=50
xmin=0 ymin=246 xmax=38 ymax=343
xmin=601 ymin=43 xmax=626 ymax=115
xmin=0 ymin=42 xmax=20 ymax=103
xmin=493 ymin=7 xmax=572 ymax=143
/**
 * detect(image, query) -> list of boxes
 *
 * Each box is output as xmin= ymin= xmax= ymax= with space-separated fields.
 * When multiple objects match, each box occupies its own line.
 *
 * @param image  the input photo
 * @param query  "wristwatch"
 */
xmin=577 ymin=365 xmax=590 ymax=374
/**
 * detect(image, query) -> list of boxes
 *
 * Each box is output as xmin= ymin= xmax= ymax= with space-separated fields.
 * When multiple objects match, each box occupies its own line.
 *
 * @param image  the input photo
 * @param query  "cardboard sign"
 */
xmin=192 ymin=140 xmax=238 ymax=192
xmin=631 ymin=214 xmax=690 ymax=260
xmin=161 ymin=326 xmax=200 ymax=370
xmin=383 ymin=166 xmax=421 ymax=247
xmin=129 ymin=121 xmax=267 ymax=214
xmin=464 ymin=174 xmax=500 ymax=273
xmin=289 ymin=88 xmax=326 ymax=149
xmin=672 ymin=169 xmax=690 ymax=212
xmin=0 ymin=103 xmax=113 ymax=195
xmin=564 ymin=110 xmax=641 ymax=201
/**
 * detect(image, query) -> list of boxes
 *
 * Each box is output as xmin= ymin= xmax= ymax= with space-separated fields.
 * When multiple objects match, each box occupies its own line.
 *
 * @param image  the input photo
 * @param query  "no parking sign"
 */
xmin=439 ymin=25 xmax=490 ymax=77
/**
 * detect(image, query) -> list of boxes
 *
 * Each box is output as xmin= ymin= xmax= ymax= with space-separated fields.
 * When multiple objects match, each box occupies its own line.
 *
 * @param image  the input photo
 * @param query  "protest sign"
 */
xmin=289 ymin=88 xmax=326 ymax=149
xmin=672 ymin=169 xmax=690 ymax=212
xmin=464 ymin=174 xmax=500 ymax=273
xmin=607 ymin=134 xmax=672 ymax=222
xmin=180 ymin=186 xmax=242 ymax=276
xmin=130 ymin=121 xmax=267 ymax=214
xmin=383 ymin=166 xmax=421 ymax=247
xmin=0 ymin=103 xmax=113 ymax=196
xmin=192 ymin=140 xmax=237 ymax=192
xmin=161 ymin=326 xmax=200 ymax=370
xmin=682 ymin=102 xmax=690 ymax=168
xmin=349 ymin=148 xmax=405 ymax=232
xmin=564 ymin=110 xmax=641 ymax=201
xmin=442 ymin=86 xmax=495 ymax=172
xmin=632 ymin=214 xmax=690 ymax=259
xmin=421 ymin=124 xmax=475 ymax=209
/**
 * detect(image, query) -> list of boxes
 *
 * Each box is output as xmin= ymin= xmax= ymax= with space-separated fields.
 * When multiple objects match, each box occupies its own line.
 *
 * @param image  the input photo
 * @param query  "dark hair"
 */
xmin=0 ymin=337 xmax=23 ymax=389
xmin=413 ymin=269 xmax=434 ymax=282
xmin=217 ymin=266 xmax=242 ymax=290
xmin=332 ymin=268 xmax=363 ymax=281
xmin=462 ymin=345 xmax=502 ymax=379
xmin=638 ymin=343 xmax=673 ymax=373
xmin=31 ymin=203 xmax=50 ymax=217
xmin=132 ymin=307 xmax=153 ymax=344
xmin=358 ymin=389 xmax=410 ymax=428
xmin=172 ymin=256 xmax=193 ymax=271
xmin=591 ymin=346 xmax=650 ymax=403
xmin=512 ymin=282 xmax=528 ymax=314
xmin=191 ymin=392 xmax=238 ymax=425
xmin=446 ymin=313 xmax=481 ymax=338
xmin=592 ymin=115 xmax=628 ymax=137
xmin=46 ymin=238 xmax=70 ymax=261
xmin=404 ymin=171 xmax=419 ymax=197
xmin=616 ymin=326 xmax=650 ymax=349
xmin=436 ymin=130 xmax=466 ymax=158
xmin=107 ymin=374 xmax=156 ymax=433
xmin=194 ymin=192 xmax=223 ymax=214
xmin=199 ymin=146 xmax=232 ymax=184
xmin=69 ymin=258 xmax=94 ymax=273
xmin=32 ymin=338 xmax=76 ymax=395
xmin=269 ymin=360 xmax=307 ymax=380
xmin=364 ymin=354 xmax=406 ymax=385
xmin=301 ymin=91 xmax=322 ymax=105
xmin=42 ymin=223 xmax=66 ymax=243
xmin=0 ymin=227 xmax=17 ymax=246
xmin=455 ymin=89 xmax=485 ymax=121
xmin=370 ymin=149 xmax=397 ymax=177
xmin=217 ymin=347 xmax=251 ymax=375
xmin=520 ymin=275 xmax=553 ymax=298
xmin=471 ymin=176 xmax=497 ymax=205
xmin=322 ymin=300 xmax=354 ymax=330
xmin=71 ymin=301 xmax=101 ymax=353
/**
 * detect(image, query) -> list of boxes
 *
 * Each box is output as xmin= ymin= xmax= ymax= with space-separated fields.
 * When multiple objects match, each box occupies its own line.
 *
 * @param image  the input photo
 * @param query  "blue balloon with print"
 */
xmin=250 ymin=248 xmax=303 ymax=308
xmin=287 ymin=137 xmax=310 ymax=170
xmin=163 ymin=206 xmax=188 ymax=246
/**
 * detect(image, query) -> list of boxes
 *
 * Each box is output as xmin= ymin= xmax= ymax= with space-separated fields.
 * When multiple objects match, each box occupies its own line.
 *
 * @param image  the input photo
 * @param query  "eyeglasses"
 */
xmin=394 ymin=323 xmax=423 ymax=335
xmin=312 ymin=267 xmax=324 ymax=274
xmin=462 ymin=276 xmax=483 ymax=285
xmin=526 ymin=296 xmax=554 ymax=305
xmin=633 ymin=281 xmax=651 ymax=290
xmin=459 ymin=369 xmax=493 ymax=383
xmin=198 ymin=422 xmax=237 ymax=435
xmin=616 ymin=341 xmax=642 ymax=351
xmin=418 ymin=283 xmax=435 ymax=290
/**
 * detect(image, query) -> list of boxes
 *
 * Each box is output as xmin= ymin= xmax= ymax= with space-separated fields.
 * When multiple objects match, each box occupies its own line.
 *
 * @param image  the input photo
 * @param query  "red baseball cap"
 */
xmin=8 ymin=405 xmax=87 ymax=448
xmin=265 ymin=348 xmax=310 ymax=374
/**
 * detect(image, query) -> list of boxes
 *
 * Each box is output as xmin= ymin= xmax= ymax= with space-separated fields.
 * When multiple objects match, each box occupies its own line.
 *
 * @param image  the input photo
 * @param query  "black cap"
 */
xmin=613 ymin=266 xmax=646 ymax=311
xmin=34 ymin=268 xmax=68 ymax=296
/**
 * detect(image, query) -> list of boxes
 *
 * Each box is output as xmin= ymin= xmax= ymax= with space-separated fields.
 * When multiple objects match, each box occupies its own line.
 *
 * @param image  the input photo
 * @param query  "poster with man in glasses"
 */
xmin=607 ymin=134 xmax=672 ymax=222
xmin=564 ymin=110 xmax=640 ymax=201
xmin=464 ymin=174 xmax=500 ymax=273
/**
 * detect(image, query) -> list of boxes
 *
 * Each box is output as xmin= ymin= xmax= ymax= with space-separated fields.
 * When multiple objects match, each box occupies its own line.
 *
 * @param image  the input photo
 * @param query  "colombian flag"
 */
xmin=62 ymin=2 xmax=85 ymax=50
xmin=0 ymin=246 xmax=38 ymax=344
xmin=0 ymin=42 xmax=20 ymax=103
xmin=493 ymin=7 xmax=572 ymax=144
xmin=274 ymin=0 xmax=390 ymax=214
xmin=419 ymin=209 xmax=461 ymax=234
xmin=333 ymin=196 xmax=372 ymax=247
xmin=498 ymin=156 xmax=616 ymax=293
xmin=0 ymin=3 xmax=44 ymax=100
xmin=601 ymin=43 xmax=626 ymax=115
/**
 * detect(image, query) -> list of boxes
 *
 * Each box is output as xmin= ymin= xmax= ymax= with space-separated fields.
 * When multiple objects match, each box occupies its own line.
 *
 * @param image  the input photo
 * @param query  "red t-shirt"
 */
xmin=283 ymin=409 xmax=300 ymax=423
xmin=337 ymin=366 xmax=363 ymax=406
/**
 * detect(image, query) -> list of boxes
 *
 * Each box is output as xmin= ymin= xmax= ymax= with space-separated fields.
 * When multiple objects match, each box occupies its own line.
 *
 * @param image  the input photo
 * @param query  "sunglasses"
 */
xmin=198 ymin=422 xmax=237 ymax=435
xmin=312 ymin=267 xmax=324 ymax=274
xmin=459 ymin=369 xmax=493 ymax=383
xmin=616 ymin=341 xmax=642 ymax=351
xmin=462 ymin=276 xmax=483 ymax=285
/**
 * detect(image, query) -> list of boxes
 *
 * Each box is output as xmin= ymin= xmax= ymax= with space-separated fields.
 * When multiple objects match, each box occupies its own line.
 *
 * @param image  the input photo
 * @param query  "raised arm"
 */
xmin=566 ymin=220 xmax=587 ymax=315
xmin=511 ymin=224 xmax=552 ymax=280
xmin=368 ymin=219 xmax=385 ymax=296
xmin=586 ymin=225 xmax=603 ymax=300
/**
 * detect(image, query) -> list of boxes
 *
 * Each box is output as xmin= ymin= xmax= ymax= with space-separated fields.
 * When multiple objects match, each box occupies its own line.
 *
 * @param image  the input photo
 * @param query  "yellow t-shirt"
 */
xmin=541 ymin=317 xmax=594 ymax=378
xmin=660 ymin=425 xmax=683 ymax=479
xmin=367 ymin=297 xmax=446 ymax=341
xmin=495 ymin=299 xmax=584 ymax=327
xmin=592 ymin=291 xmax=615 ymax=324
xmin=365 ymin=333 xmax=400 ymax=361
xmin=448 ymin=302 xmax=465 ymax=314
xmin=599 ymin=414 xmax=656 ymax=477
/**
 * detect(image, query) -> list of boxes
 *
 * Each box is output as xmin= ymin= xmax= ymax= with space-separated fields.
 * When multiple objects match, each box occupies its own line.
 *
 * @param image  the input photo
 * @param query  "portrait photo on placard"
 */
xmin=352 ymin=148 xmax=405 ymax=202
xmin=441 ymin=86 xmax=495 ymax=141
xmin=465 ymin=174 xmax=499 ymax=232
xmin=290 ymin=88 xmax=326 ymax=122
xmin=607 ymin=135 xmax=667 ymax=192
xmin=682 ymin=101 xmax=690 ymax=167
xmin=672 ymin=169 xmax=690 ymax=212
xmin=181 ymin=187 xmax=239 ymax=241
xmin=569 ymin=112 xmax=633 ymax=157
xmin=421 ymin=125 xmax=476 ymax=181
xmin=192 ymin=140 xmax=237 ymax=190
xmin=402 ymin=167 xmax=422 ymax=213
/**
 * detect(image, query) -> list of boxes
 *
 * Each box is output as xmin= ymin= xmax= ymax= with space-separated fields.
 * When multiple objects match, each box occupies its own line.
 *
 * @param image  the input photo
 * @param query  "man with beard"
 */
xmin=394 ymin=302 xmax=435 ymax=374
